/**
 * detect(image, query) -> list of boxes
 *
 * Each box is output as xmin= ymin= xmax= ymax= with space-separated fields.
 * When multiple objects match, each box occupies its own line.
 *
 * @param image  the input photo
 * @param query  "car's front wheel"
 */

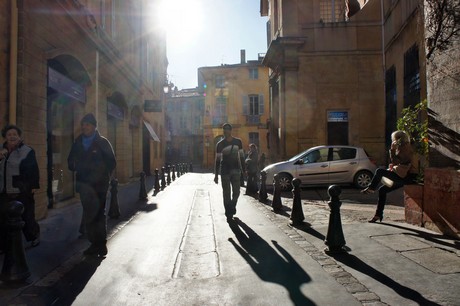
xmin=277 ymin=173 xmax=293 ymax=191
xmin=354 ymin=170 xmax=373 ymax=189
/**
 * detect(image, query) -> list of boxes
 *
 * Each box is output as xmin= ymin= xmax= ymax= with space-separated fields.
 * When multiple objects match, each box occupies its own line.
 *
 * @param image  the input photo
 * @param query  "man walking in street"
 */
xmin=214 ymin=123 xmax=245 ymax=222
xmin=67 ymin=113 xmax=116 ymax=257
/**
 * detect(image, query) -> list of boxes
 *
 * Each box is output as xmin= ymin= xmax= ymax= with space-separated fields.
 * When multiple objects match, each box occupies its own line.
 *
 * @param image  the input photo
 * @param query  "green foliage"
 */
xmin=396 ymin=99 xmax=429 ymax=182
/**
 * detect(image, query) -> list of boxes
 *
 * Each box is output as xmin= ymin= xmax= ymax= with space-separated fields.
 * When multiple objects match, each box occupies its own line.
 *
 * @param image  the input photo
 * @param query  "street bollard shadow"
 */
xmin=331 ymin=253 xmax=441 ymax=306
xmin=228 ymin=218 xmax=316 ymax=306
xmin=291 ymin=223 xmax=325 ymax=241
xmin=138 ymin=202 xmax=158 ymax=213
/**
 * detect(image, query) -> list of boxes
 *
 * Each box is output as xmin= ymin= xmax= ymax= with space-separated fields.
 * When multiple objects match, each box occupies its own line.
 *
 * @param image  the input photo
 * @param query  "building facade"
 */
xmin=1 ymin=0 xmax=167 ymax=219
xmin=261 ymin=0 xmax=386 ymax=165
xmin=198 ymin=51 xmax=270 ymax=169
xmin=165 ymin=88 xmax=205 ymax=167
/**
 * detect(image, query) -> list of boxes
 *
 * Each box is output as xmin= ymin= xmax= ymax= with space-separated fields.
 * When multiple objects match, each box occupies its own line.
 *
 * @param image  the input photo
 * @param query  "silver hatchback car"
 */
xmin=262 ymin=145 xmax=377 ymax=191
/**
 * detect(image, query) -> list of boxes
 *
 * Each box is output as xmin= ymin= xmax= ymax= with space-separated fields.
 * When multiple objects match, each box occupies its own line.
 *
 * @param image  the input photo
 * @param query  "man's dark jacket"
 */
xmin=67 ymin=131 xmax=116 ymax=192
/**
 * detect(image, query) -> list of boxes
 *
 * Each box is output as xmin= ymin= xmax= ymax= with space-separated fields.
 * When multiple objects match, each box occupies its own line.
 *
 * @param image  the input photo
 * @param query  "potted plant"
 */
xmin=396 ymin=99 xmax=428 ymax=226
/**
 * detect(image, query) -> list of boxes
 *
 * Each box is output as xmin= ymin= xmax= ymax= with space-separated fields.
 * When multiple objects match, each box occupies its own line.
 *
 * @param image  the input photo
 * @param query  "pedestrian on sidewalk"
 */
xmin=245 ymin=143 xmax=259 ymax=195
xmin=362 ymin=130 xmax=418 ymax=222
xmin=67 ymin=113 xmax=116 ymax=257
xmin=214 ymin=123 xmax=245 ymax=222
xmin=0 ymin=124 xmax=41 ymax=250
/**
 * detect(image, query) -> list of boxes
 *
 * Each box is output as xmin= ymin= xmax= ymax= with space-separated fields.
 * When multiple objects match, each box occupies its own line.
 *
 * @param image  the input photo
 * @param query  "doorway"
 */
xmin=327 ymin=111 xmax=349 ymax=145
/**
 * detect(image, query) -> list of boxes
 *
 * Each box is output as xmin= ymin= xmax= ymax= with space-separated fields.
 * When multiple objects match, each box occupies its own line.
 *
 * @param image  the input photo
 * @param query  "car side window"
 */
xmin=304 ymin=148 xmax=328 ymax=163
xmin=332 ymin=148 xmax=356 ymax=161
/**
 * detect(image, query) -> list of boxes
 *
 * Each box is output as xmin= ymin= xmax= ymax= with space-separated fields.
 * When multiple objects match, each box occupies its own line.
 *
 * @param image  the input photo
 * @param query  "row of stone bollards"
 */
xmin=138 ymin=163 xmax=193 ymax=200
xmin=257 ymin=171 xmax=347 ymax=254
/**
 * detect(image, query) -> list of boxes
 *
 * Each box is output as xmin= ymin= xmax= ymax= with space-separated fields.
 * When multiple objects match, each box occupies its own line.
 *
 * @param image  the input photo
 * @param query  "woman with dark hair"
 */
xmin=0 ymin=124 xmax=41 ymax=249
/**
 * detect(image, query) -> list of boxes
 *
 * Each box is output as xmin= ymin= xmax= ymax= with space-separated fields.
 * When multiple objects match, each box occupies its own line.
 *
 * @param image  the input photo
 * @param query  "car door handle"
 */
xmin=349 ymin=162 xmax=357 ymax=165
xmin=320 ymin=164 xmax=328 ymax=168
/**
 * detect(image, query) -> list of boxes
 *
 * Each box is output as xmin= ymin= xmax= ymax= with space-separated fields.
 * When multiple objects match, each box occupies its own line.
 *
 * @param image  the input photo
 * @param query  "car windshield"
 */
xmin=287 ymin=150 xmax=310 ymax=162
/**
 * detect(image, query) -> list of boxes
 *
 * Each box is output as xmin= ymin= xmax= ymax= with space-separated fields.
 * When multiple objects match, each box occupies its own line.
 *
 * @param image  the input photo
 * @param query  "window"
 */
xmin=215 ymin=75 xmax=225 ymax=88
xmin=111 ymin=0 xmax=117 ymax=39
xmin=303 ymin=148 xmax=329 ymax=163
xmin=100 ymin=0 xmax=106 ymax=29
xmin=404 ymin=44 xmax=420 ymax=108
xmin=332 ymin=148 xmax=356 ymax=161
xmin=212 ymin=96 xmax=227 ymax=125
xmin=180 ymin=116 xmax=186 ymax=129
xmin=243 ymin=94 xmax=265 ymax=124
xmin=385 ymin=66 xmax=397 ymax=148
xmin=249 ymin=68 xmax=258 ymax=80
xmin=249 ymin=95 xmax=259 ymax=115
xmin=249 ymin=132 xmax=259 ymax=147
xmin=320 ymin=0 xmax=346 ymax=23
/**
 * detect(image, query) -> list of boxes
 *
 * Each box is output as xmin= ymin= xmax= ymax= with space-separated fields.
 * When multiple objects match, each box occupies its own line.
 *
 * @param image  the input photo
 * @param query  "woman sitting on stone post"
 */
xmin=362 ymin=130 xmax=419 ymax=223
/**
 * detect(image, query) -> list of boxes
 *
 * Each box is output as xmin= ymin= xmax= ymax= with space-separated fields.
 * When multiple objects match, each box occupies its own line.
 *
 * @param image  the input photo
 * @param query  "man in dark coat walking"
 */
xmin=68 ymin=113 xmax=116 ymax=257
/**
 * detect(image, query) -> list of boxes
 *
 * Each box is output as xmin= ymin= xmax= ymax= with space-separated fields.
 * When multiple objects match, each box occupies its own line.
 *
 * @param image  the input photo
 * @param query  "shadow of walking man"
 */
xmin=228 ymin=218 xmax=315 ymax=306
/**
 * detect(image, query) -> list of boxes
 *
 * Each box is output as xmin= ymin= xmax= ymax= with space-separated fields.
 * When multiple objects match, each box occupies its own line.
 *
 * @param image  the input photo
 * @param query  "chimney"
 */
xmin=240 ymin=49 xmax=246 ymax=64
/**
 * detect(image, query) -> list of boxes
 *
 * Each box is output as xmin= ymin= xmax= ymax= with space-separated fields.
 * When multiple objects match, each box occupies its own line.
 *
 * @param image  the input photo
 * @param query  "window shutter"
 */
xmin=243 ymin=95 xmax=249 ymax=115
xmin=259 ymin=94 xmax=264 ymax=114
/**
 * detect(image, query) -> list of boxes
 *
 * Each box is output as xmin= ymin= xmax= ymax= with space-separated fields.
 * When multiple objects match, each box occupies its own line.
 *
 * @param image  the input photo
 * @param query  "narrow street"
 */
xmin=2 ymin=173 xmax=459 ymax=306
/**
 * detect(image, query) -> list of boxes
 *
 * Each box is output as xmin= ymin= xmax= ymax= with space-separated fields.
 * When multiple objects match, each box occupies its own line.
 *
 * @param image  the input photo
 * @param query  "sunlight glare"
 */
xmin=157 ymin=0 xmax=204 ymax=47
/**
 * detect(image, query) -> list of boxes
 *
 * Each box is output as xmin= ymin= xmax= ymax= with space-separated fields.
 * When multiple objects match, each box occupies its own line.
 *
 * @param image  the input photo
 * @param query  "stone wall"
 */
xmin=405 ymin=168 xmax=460 ymax=238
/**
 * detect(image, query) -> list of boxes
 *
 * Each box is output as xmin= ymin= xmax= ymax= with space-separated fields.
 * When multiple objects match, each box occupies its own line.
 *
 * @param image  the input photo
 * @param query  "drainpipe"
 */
xmin=95 ymin=50 xmax=99 ymax=120
xmin=381 ymin=0 xmax=386 ymax=99
xmin=9 ymin=0 xmax=18 ymax=124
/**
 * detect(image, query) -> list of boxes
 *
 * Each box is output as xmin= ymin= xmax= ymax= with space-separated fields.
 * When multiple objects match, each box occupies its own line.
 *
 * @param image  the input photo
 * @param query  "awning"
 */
xmin=143 ymin=120 xmax=160 ymax=142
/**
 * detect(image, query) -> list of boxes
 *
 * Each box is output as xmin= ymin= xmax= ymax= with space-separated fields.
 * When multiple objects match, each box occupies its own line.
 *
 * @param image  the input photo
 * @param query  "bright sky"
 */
xmin=157 ymin=0 xmax=268 ymax=90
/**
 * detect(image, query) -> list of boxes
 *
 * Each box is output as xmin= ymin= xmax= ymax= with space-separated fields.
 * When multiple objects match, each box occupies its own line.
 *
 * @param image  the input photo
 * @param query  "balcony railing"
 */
xmin=212 ymin=116 xmax=228 ymax=126
xmin=246 ymin=115 xmax=261 ymax=125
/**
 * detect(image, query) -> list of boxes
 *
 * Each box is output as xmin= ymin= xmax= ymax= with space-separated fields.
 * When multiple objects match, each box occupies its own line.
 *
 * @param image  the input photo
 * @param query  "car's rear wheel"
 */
xmin=277 ymin=173 xmax=293 ymax=191
xmin=354 ymin=170 xmax=373 ymax=189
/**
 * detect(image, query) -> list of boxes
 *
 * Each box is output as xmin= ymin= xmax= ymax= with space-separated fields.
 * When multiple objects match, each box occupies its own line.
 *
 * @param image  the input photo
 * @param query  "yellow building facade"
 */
xmin=1 ymin=0 xmax=167 ymax=218
xmin=199 ymin=52 xmax=270 ymax=169
xmin=261 ymin=0 xmax=386 ymax=164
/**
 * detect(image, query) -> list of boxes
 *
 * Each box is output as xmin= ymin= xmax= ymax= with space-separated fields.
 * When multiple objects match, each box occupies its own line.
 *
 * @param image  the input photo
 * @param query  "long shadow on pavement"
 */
xmin=378 ymin=222 xmax=460 ymax=250
xmin=6 ymin=256 xmax=104 ymax=306
xmin=228 ymin=218 xmax=316 ymax=306
xmin=331 ymin=253 xmax=441 ymax=306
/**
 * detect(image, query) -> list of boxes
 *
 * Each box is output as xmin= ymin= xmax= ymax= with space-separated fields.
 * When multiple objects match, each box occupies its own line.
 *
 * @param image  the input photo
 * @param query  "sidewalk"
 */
xmin=252 ymin=190 xmax=460 ymax=305
xmin=0 ymin=176 xmax=155 ymax=304
xmin=1 ymin=173 xmax=459 ymax=305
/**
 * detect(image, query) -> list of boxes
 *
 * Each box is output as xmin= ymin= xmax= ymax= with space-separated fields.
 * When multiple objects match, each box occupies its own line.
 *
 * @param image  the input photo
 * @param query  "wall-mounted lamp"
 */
xmin=163 ymin=82 xmax=175 ymax=94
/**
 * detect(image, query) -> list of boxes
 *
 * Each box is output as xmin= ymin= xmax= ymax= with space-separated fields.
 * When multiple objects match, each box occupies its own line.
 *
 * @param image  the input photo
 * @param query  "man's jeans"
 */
xmin=221 ymin=169 xmax=241 ymax=217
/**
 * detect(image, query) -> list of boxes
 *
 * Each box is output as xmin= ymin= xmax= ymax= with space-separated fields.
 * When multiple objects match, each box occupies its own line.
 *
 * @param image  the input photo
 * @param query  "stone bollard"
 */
xmin=154 ymin=168 xmax=161 ymax=194
xmin=258 ymin=171 xmax=268 ymax=202
xmin=324 ymin=185 xmax=347 ymax=254
xmin=272 ymin=173 xmax=283 ymax=212
xmin=108 ymin=178 xmax=121 ymax=219
xmin=161 ymin=167 xmax=166 ymax=190
xmin=290 ymin=178 xmax=305 ymax=226
xmin=172 ymin=165 xmax=176 ymax=181
xmin=139 ymin=171 xmax=148 ymax=200
xmin=166 ymin=165 xmax=171 ymax=185
xmin=1 ymin=201 xmax=31 ymax=282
